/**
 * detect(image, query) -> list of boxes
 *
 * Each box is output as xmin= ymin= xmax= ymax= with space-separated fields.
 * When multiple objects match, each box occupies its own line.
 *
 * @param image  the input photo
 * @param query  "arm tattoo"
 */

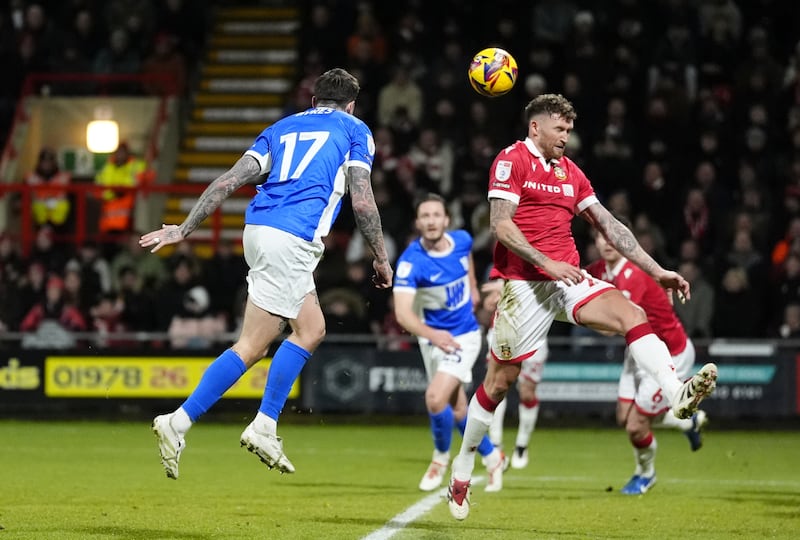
xmin=490 ymin=198 xmax=551 ymax=267
xmin=348 ymin=167 xmax=388 ymax=263
xmin=588 ymin=203 xmax=659 ymax=275
xmin=179 ymin=156 xmax=261 ymax=238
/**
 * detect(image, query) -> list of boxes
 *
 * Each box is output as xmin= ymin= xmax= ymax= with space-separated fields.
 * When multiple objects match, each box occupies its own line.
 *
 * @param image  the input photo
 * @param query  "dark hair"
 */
xmin=313 ymin=68 xmax=360 ymax=107
xmin=524 ymin=93 xmax=577 ymax=123
xmin=414 ymin=193 xmax=449 ymax=216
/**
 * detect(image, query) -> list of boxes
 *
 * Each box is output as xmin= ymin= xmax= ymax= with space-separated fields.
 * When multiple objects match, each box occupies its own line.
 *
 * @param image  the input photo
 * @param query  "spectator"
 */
xmin=29 ymin=225 xmax=69 ymax=274
xmin=66 ymin=242 xmax=112 ymax=301
xmin=66 ymin=7 xmax=106 ymax=62
xmin=110 ymin=231 xmax=167 ymax=291
xmin=89 ymin=292 xmax=130 ymax=348
xmin=768 ymin=253 xmax=800 ymax=332
xmin=377 ymin=65 xmax=423 ymax=128
xmin=713 ymin=266 xmax=765 ymax=337
xmin=16 ymin=262 xmax=47 ymax=328
xmin=0 ymin=231 xmax=24 ymax=286
xmin=407 ymin=128 xmax=454 ymax=197
xmin=320 ymin=287 xmax=370 ymax=334
xmin=167 ymin=285 xmax=226 ymax=349
xmin=155 ymin=255 xmax=199 ymax=331
xmin=94 ymin=142 xmax=152 ymax=249
xmin=62 ymin=261 xmax=92 ymax=323
xmin=775 ymin=303 xmax=800 ymax=339
xmin=92 ymin=27 xmax=140 ymax=76
xmin=140 ymin=32 xmax=187 ymax=95
xmin=20 ymin=274 xmax=87 ymax=349
xmin=672 ymin=187 xmax=715 ymax=255
xmin=674 ymin=260 xmax=715 ymax=338
xmin=24 ymin=147 xmax=72 ymax=229
xmin=203 ymin=240 xmax=247 ymax=327
xmin=116 ymin=265 xmax=157 ymax=332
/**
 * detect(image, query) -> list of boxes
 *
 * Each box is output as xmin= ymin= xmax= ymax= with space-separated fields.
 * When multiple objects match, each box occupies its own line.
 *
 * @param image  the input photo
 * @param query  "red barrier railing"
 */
xmin=0 ymin=182 xmax=256 ymax=257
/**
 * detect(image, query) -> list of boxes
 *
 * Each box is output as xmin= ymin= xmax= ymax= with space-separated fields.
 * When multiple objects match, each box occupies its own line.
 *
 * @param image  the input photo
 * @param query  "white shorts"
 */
xmin=486 ymin=327 xmax=548 ymax=384
xmin=520 ymin=341 xmax=548 ymax=384
xmin=618 ymin=338 xmax=696 ymax=416
xmin=243 ymin=224 xmax=324 ymax=319
xmin=419 ymin=328 xmax=483 ymax=384
xmin=490 ymin=275 xmax=614 ymax=363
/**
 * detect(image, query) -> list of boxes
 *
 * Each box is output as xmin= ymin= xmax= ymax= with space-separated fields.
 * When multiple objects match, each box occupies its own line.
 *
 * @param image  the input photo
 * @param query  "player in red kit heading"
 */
xmin=447 ymin=94 xmax=717 ymax=521
xmin=586 ymin=220 xmax=708 ymax=495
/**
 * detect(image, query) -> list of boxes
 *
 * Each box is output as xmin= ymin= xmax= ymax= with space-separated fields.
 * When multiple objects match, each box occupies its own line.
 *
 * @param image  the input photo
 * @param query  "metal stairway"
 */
xmin=165 ymin=5 xmax=299 ymax=257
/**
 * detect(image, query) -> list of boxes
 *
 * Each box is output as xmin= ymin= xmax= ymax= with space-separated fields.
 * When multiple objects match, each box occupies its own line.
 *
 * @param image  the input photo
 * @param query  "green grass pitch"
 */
xmin=1 ymin=419 xmax=798 ymax=539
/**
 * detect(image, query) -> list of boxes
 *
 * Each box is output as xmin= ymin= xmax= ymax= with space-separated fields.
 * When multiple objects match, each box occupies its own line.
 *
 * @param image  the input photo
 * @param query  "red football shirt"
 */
xmin=488 ymin=138 xmax=598 ymax=281
xmin=585 ymin=258 xmax=688 ymax=355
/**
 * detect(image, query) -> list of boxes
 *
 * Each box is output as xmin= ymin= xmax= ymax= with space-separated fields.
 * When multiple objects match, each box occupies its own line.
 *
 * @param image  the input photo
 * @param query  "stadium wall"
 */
xmin=1 ymin=341 xmax=797 ymax=420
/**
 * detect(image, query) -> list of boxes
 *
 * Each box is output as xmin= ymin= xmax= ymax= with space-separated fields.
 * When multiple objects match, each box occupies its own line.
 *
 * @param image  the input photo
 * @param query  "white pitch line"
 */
xmin=362 ymin=476 xmax=485 ymax=540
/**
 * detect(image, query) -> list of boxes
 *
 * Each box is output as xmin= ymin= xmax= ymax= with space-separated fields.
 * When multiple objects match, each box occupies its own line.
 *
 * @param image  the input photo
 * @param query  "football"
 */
xmin=468 ymin=47 xmax=518 ymax=97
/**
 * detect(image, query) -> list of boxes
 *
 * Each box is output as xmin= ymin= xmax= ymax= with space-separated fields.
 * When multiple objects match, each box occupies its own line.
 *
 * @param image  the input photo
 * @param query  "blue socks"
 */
xmin=429 ymin=406 xmax=454 ymax=452
xmin=259 ymin=340 xmax=310 ymax=420
xmin=182 ymin=349 xmax=247 ymax=422
xmin=457 ymin=415 xmax=496 ymax=457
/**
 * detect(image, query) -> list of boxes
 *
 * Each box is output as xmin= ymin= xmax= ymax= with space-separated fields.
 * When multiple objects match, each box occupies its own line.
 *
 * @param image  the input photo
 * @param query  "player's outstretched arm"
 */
xmin=394 ymin=290 xmax=461 ymax=353
xmin=140 ymin=155 xmax=261 ymax=252
xmin=490 ymin=198 xmax=584 ymax=285
xmin=582 ymin=202 xmax=690 ymax=301
xmin=347 ymin=166 xmax=392 ymax=288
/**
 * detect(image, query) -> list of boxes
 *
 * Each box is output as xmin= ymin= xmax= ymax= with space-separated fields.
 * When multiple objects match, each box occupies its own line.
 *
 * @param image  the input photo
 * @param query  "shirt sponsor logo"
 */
xmin=562 ymin=184 xmax=574 ymax=197
xmin=523 ymin=180 xmax=562 ymax=193
xmin=492 ymin=181 xmax=511 ymax=189
xmin=495 ymin=160 xmax=512 ymax=181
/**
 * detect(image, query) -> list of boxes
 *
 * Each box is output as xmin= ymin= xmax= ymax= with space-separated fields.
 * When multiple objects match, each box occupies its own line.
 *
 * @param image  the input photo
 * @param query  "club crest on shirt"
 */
xmin=495 ymin=160 xmax=512 ymax=181
xmin=499 ymin=343 xmax=513 ymax=361
xmin=396 ymin=261 xmax=412 ymax=278
xmin=553 ymin=165 xmax=567 ymax=180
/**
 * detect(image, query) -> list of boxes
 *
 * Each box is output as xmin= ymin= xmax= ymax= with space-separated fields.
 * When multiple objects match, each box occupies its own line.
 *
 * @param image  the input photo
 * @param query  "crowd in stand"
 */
xmin=2 ymin=0 xmax=800 ymax=348
xmin=0 ymin=0 xmax=207 ymax=143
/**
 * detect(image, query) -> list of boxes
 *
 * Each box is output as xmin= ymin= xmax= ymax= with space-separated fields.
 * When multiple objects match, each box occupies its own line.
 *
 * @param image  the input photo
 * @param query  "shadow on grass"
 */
xmin=73 ymin=526 xmax=213 ymax=539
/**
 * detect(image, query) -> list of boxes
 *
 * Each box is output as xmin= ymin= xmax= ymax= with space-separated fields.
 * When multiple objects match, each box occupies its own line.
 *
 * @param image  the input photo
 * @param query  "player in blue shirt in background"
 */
xmin=393 ymin=193 xmax=508 ymax=493
xmin=141 ymin=68 xmax=393 ymax=479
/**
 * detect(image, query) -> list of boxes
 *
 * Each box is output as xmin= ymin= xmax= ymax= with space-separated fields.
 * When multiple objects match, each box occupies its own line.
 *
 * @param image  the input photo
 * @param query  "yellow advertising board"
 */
xmin=44 ymin=357 xmax=299 ymax=399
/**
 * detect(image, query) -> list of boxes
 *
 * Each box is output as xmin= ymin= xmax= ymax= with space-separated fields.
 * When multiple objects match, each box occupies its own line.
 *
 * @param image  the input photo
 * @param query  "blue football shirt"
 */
xmin=243 ymin=107 xmax=375 ymax=241
xmin=393 ymin=230 xmax=479 ymax=335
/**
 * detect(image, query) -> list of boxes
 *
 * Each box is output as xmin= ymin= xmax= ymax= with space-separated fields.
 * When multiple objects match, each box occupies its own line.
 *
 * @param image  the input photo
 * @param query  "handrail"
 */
xmin=0 ymin=182 xmax=256 ymax=256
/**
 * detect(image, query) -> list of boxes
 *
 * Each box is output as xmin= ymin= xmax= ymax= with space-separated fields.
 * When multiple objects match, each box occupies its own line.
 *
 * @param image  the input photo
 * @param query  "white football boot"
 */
xmin=152 ymin=414 xmax=185 ymax=479
xmin=240 ymin=422 xmax=295 ymax=474
xmin=418 ymin=450 xmax=449 ymax=491
xmin=672 ymin=363 xmax=717 ymax=419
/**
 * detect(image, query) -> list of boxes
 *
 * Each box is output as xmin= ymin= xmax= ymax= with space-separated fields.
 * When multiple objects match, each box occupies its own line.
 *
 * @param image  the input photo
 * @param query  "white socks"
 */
xmin=489 ymin=397 xmax=508 ymax=447
xmin=515 ymin=402 xmax=540 ymax=449
xmin=172 ymin=407 xmax=193 ymax=435
xmin=253 ymin=411 xmax=277 ymax=435
xmin=452 ymin=396 xmax=494 ymax=481
xmin=658 ymin=411 xmax=693 ymax=431
xmin=627 ymin=334 xmax=681 ymax=404
xmin=634 ymin=437 xmax=657 ymax=478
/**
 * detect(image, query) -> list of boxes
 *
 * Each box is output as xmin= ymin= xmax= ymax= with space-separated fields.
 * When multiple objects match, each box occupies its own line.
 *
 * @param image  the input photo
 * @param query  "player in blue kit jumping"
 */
xmin=393 ymin=193 xmax=508 ymax=493
xmin=141 ymin=68 xmax=393 ymax=479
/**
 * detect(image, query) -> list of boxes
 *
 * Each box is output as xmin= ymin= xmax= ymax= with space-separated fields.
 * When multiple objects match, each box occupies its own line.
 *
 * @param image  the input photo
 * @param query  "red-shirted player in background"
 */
xmin=447 ymin=94 xmax=718 ymax=521
xmin=586 ymin=218 xmax=708 ymax=496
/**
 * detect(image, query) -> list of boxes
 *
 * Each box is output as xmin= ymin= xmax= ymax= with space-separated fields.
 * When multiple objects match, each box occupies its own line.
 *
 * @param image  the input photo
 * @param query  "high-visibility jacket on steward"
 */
xmin=94 ymin=157 xmax=149 ymax=232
